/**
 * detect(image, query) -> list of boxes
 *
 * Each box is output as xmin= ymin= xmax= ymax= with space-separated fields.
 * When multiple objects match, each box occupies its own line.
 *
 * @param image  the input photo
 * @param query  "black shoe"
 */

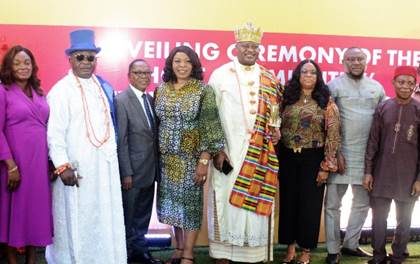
xmin=325 ymin=253 xmax=340 ymax=264
xmin=366 ymin=258 xmax=388 ymax=264
xmin=341 ymin=247 xmax=373 ymax=257
xmin=388 ymin=251 xmax=409 ymax=259
xmin=128 ymin=251 xmax=163 ymax=264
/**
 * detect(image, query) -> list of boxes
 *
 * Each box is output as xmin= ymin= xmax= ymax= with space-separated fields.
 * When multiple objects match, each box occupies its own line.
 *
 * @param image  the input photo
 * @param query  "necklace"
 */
xmin=75 ymin=75 xmax=111 ymax=148
xmin=302 ymin=93 xmax=312 ymax=104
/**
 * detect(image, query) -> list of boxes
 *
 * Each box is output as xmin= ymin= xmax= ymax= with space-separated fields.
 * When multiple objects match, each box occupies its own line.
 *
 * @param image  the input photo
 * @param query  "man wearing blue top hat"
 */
xmin=46 ymin=29 xmax=127 ymax=264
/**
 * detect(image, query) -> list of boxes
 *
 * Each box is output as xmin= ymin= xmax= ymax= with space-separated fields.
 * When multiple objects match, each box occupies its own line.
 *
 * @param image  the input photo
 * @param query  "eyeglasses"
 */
xmin=73 ymin=54 xmax=96 ymax=62
xmin=395 ymin=79 xmax=416 ymax=87
xmin=131 ymin=71 xmax=152 ymax=76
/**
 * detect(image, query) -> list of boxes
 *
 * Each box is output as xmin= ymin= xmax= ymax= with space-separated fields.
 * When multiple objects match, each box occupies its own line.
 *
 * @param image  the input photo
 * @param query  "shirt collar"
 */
xmin=130 ymin=84 xmax=146 ymax=97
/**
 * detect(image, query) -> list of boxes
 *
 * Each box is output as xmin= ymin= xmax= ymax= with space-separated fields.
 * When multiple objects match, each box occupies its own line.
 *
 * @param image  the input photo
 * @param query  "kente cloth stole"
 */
xmin=229 ymin=67 xmax=279 ymax=216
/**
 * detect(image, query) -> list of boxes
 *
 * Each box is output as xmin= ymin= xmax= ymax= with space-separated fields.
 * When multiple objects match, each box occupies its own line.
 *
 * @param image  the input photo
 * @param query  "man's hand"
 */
xmin=213 ymin=151 xmax=229 ymax=171
xmin=316 ymin=170 xmax=329 ymax=186
xmin=337 ymin=151 xmax=346 ymax=175
xmin=411 ymin=180 xmax=420 ymax=197
xmin=60 ymin=168 xmax=81 ymax=187
xmin=271 ymin=127 xmax=281 ymax=145
xmin=363 ymin=174 xmax=374 ymax=192
xmin=122 ymin=176 xmax=133 ymax=190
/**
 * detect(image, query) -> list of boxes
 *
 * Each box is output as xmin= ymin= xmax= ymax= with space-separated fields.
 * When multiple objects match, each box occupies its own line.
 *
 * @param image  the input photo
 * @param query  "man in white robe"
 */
xmin=46 ymin=29 xmax=126 ymax=264
xmin=208 ymin=22 xmax=281 ymax=264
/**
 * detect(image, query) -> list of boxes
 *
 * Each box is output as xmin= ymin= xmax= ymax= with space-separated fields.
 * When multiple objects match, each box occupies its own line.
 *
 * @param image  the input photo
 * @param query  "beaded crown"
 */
xmin=234 ymin=22 xmax=263 ymax=44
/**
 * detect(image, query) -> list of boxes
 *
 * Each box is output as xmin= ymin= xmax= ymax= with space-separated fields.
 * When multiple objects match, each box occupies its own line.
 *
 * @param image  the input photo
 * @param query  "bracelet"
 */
xmin=54 ymin=163 xmax=72 ymax=175
xmin=198 ymin=158 xmax=209 ymax=165
xmin=8 ymin=166 xmax=18 ymax=173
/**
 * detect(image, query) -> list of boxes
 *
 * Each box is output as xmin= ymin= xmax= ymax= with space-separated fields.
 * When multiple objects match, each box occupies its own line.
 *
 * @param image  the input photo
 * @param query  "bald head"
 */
xmin=342 ymin=47 xmax=367 ymax=79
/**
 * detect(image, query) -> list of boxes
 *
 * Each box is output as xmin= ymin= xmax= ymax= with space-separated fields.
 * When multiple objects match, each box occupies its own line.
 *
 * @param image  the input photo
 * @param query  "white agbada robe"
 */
xmin=208 ymin=58 xmax=274 ymax=262
xmin=46 ymin=70 xmax=126 ymax=264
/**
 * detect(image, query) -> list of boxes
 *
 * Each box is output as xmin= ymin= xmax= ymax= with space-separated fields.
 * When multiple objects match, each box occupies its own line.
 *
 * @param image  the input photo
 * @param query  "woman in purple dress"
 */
xmin=0 ymin=45 xmax=52 ymax=264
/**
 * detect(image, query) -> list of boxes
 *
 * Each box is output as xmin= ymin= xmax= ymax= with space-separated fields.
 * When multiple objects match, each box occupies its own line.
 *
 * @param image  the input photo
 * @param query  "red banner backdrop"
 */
xmin=1 ymin=24 xmax=420 ymax=95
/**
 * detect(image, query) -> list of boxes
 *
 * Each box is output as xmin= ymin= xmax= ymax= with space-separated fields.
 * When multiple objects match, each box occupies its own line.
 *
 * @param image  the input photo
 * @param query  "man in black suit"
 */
xmin=116 ymin=59 xmax=161 ymax=264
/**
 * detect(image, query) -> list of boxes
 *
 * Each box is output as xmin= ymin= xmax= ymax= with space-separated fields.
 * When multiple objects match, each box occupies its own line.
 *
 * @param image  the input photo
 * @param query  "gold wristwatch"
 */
xmin=198 ymin=158 xmax=209 ymax=165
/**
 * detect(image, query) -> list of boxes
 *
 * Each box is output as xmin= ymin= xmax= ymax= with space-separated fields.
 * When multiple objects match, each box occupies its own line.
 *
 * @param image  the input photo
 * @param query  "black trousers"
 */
xmin=122 ymin=182 xmax=155 ymax=256
xmin=277 ymin=144 xmax=325 ymax=249
xmin=371 ymin=196 xmax=415 ymax=263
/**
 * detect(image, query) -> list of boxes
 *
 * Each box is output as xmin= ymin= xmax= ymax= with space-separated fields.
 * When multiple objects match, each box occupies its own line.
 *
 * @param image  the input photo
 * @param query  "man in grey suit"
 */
xmin=116 ymin=59 xmax=162 ymax=264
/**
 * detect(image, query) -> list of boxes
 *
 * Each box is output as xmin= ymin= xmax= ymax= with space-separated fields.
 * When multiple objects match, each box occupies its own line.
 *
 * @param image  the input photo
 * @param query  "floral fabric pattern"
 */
xmin=155 ymin=79 xmax=225 ymax=230
xmin=281 ymin=97 xmax=340 ymax=172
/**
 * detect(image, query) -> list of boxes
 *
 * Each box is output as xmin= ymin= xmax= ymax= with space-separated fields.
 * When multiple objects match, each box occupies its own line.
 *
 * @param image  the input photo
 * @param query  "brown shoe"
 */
xmin=297 ymin=249 xmax=311 ymax=264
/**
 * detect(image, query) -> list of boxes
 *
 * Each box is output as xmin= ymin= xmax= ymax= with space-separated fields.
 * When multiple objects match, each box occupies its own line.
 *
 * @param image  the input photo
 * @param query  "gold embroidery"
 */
xmin=407 ymin=124 xmax=414 ymax=141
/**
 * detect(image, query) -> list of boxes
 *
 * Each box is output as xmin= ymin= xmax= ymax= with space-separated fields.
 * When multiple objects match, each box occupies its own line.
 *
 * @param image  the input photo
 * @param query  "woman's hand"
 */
xmin=7 ymin=166 xmax=21 ymax=191
xmin=337 ymin=151 xmax=346 ymax=175
xmin=48 ymin=160 xmax=58 ymax=181
xmin=194 ymin=162 xmax=208 ymax=186
xmin=316 ymin=169 xmax=329 ymax=186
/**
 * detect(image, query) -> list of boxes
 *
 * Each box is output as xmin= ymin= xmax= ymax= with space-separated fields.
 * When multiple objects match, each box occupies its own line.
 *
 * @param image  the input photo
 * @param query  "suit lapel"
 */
xmin=126 ymin=88 xmax=153 ymax=134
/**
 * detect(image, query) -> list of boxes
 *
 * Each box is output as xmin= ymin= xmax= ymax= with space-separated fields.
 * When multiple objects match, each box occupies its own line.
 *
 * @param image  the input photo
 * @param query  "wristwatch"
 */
xmin=198 ymin=158 xmax=209 ymax=165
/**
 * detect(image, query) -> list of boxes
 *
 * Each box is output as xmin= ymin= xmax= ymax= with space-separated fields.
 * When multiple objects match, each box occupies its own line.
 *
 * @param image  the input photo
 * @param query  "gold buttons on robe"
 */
xmin=249 ymin=91 xmax=256 ymax=96
xmin=248 ymin=81 xmax=255 ymax=86
xmin=250 ymin=100 xmax=256 ymax=105
xmin=244 ymin=66 xmax=252 ymax=71
xmin=250 ymin=109 xmax=257 ymax=115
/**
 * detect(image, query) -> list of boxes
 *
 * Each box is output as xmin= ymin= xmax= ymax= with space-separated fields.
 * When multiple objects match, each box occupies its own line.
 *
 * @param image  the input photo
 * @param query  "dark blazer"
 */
xmin=116 ymin=87 xmax=158 ymax=188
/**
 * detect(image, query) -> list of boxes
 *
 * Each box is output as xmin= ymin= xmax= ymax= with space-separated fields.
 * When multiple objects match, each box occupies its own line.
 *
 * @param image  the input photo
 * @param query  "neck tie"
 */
xmin=142 ymin=94 xmax=155 ymax=129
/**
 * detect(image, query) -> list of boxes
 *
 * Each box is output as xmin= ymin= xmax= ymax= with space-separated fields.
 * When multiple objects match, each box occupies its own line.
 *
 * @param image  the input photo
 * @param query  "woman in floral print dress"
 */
xmin=155 ymin=45 xmax=224 ymax=264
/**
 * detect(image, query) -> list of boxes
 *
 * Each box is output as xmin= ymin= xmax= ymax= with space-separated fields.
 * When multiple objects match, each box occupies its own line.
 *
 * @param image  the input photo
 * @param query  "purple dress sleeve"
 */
xmin=0 ymin=87 xmax=12 ymax=161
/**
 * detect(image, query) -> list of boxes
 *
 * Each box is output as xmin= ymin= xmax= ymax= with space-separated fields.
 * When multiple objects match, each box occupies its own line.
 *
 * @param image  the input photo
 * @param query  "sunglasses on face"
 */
xmin=73 ymin=54 xmax=96 ymax=62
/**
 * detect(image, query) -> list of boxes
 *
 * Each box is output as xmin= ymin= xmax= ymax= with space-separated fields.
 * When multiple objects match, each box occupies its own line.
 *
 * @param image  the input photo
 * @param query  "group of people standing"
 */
xmin=0 ymin=22 xmax=419 ymax=264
